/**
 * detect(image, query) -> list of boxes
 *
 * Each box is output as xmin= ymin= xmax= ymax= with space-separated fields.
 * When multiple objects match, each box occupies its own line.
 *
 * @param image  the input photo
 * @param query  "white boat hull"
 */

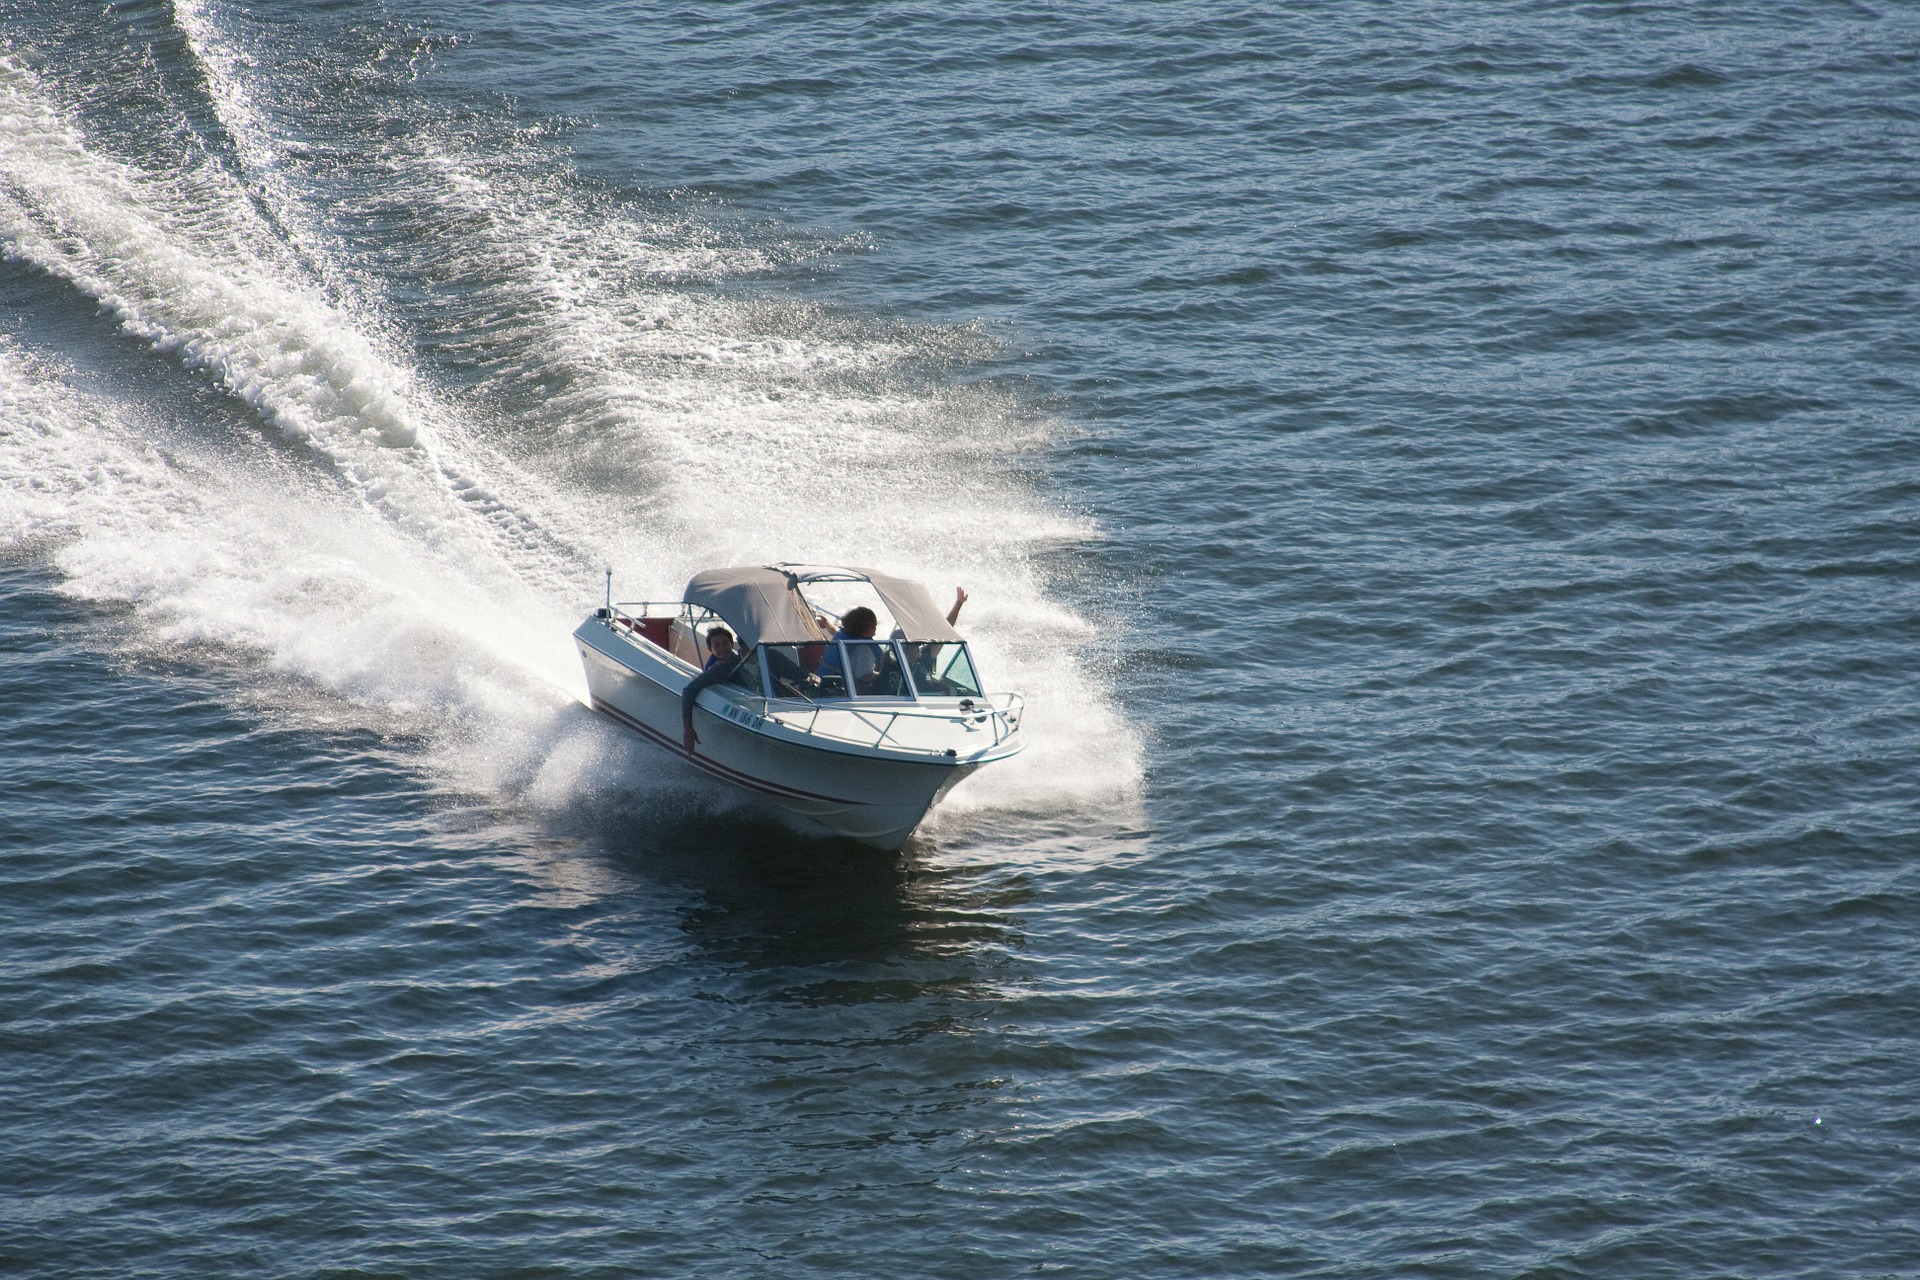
xmin=575 ymin=618 xmax=1007 ymax=849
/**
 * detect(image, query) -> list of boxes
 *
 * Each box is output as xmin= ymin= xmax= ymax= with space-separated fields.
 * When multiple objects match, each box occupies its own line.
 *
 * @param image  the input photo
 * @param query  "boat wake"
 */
xmin=0 ymin=5 xmax=1142 ymax=842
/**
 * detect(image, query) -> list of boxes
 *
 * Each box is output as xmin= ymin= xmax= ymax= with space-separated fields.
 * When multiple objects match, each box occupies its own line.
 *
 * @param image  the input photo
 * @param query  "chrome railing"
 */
xmin=755 ymin=692 xmax=1024 ymax=753
xmin=598 ymin=601 xmax=721 ymax=659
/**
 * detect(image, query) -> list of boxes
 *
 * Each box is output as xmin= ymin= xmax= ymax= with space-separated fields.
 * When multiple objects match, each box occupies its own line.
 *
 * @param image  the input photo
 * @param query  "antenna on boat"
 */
xmin=604 ymin=566 xmax=612 ymax=615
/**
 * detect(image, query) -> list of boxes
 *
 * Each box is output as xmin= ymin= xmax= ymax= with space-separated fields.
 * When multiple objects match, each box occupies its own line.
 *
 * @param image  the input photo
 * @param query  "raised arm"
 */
xmin=946 ymin=586 xmax=968 ymax=627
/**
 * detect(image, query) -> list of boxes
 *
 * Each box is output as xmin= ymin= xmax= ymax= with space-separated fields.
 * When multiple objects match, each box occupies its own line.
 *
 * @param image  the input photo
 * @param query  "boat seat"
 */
xmin=634 ymin=617 xmax=671 ymax=649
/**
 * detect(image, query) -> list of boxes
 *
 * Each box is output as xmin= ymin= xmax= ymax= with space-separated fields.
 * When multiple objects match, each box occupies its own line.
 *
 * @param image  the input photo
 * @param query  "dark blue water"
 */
xmin=5 ymin=2 xmax=1919 ymax=1275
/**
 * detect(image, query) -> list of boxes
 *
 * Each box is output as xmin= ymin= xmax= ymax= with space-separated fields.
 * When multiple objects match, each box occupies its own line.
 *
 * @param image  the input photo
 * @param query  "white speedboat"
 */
xmin=573 ymin=564 xmax=1025 ymax=849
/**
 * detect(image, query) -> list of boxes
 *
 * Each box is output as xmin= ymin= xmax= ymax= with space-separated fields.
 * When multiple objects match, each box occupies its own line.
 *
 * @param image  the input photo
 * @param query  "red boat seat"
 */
xmin=635 ymin=617 xmax=671 ymax=649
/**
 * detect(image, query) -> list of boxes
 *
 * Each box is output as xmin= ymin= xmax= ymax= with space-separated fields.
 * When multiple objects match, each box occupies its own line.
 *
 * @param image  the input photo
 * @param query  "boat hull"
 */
xmin=575 ymin=620 xmax=985 ymax=850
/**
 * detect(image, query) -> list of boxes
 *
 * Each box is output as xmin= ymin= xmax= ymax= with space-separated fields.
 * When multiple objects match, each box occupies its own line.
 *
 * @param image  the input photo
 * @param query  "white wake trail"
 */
xmin=0 ymin=55 xmax=603 ymax=797
xmin=0 ymin=52 xmax=586 ymax=589
xmin=0 ymin=337 xmax=579 ymax=760
xmin=316 ymin=108 xmax=1145 ymax=814
xmin=0 ymin=18 xmax=1143 ymax=824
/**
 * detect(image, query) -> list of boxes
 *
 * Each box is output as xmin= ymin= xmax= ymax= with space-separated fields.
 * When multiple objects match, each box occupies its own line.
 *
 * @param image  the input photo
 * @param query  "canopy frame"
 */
xmin=682 ymin=564 xmax=962 ymax=649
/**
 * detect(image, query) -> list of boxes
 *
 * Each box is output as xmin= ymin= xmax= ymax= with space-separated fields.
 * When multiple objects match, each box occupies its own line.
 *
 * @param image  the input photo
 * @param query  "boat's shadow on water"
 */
xmin=566 ymin=794 xmax=1026 ymax=977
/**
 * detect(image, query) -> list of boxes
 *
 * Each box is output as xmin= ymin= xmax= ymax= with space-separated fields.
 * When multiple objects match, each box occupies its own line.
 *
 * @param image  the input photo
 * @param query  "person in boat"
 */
xmin=681 ymin=627 xmax=745 ymax=754
xmin=815 ymin=606 xmax=884 ymax=695
xmin=902 ymin=587 xmax=969 ymax=691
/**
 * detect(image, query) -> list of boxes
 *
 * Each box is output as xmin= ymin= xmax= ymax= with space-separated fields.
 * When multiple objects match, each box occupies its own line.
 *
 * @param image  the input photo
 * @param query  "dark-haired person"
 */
xmin=815 ymin=606 xmax=885 ymax=695
xmin=682 ymin=627 xmax=744 ymax=754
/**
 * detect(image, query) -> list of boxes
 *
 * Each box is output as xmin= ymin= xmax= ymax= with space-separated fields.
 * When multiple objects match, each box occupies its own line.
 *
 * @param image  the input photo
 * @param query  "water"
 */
xmin=3 ymin=2 xmax=1917 ymax=1274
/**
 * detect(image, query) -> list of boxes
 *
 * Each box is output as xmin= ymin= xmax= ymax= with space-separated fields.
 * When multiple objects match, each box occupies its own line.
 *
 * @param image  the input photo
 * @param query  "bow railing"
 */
xmin=758 ymin=693 xmax=1025 ymax=753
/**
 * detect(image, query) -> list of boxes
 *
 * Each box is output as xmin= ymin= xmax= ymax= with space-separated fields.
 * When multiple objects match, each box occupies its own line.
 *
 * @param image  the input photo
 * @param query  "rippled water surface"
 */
xmin=5 ymin=2 xmax=1919 ymax=1275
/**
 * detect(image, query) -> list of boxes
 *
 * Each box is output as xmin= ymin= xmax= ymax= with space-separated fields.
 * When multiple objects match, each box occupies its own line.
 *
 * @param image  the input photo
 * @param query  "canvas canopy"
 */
xmin=683 ymin=567 xmax=826 ymax=647
xmin=683 ymin=565 xmax=963 ymax=649
xmin=840 ymin=566 xmax=964 ymax=644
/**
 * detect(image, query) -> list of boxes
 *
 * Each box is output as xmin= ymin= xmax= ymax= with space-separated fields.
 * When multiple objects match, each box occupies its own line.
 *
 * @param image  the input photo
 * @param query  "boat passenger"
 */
xmin=682 ymin=628 xmax=745 ymax=754
xmin=903 ymin=588 xmax=970 ymax=692
xmin=815 ymin=607 xmax=882 ymax=695
xmin=893 ymin=588 xmax=968 ymax=644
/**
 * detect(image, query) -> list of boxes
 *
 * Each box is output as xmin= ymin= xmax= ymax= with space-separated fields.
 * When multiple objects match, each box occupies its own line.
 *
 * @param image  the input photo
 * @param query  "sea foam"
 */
xmin=0 ymin=21 xmax=1141 ymax=832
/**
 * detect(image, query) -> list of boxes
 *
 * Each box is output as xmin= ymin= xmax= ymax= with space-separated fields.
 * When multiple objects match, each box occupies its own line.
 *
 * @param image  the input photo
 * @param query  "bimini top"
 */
xmin=684 ymin=564 xmax=963 ymax=649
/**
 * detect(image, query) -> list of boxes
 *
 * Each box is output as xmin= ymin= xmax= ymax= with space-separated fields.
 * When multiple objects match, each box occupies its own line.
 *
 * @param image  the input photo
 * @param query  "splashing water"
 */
xmin=0 ymin=13 xmax=1142 ymax=832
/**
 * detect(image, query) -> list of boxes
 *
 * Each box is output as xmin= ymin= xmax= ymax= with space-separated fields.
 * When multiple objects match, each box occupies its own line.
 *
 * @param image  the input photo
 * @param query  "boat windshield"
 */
xmin=722 ymin=648 xmax=765 ymax=696
xmin=761 ymin=640 xmax=915 ymax=700
xmin=761 ymin=644 xmax=817 ymax=699
xmin=906 ymin=641 xmax=983 ymax=698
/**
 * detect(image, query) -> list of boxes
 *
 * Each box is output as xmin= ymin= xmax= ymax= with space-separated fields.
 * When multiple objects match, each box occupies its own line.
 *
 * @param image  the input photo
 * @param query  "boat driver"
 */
xmin=681 ymin=627 xmax=745 ymax=754
xmin=815 ymin=606 xmax=884 ymax=695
